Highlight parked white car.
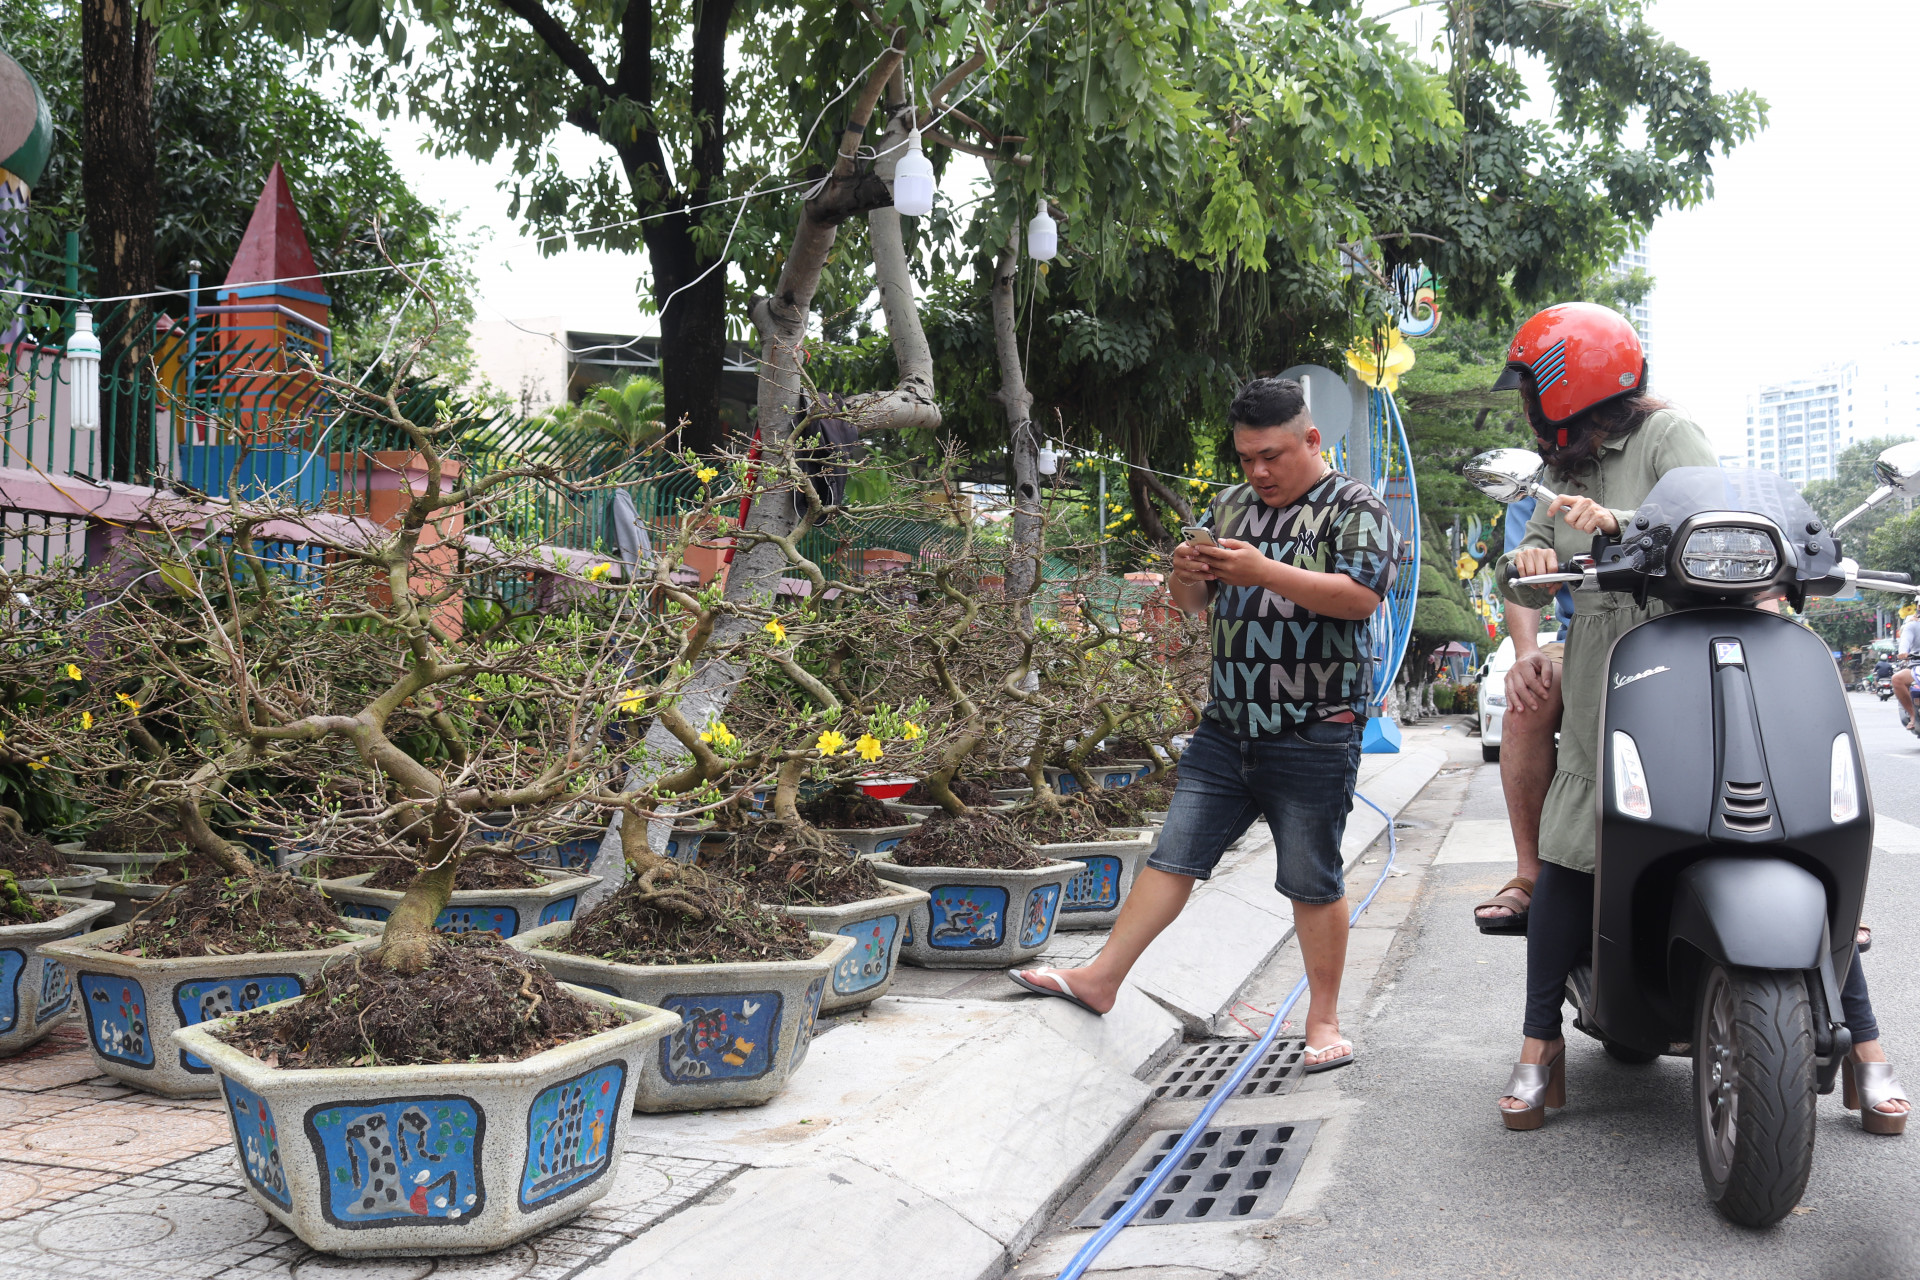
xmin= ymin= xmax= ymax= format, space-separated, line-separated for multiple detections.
xmin=1476 ymin=628 xmax=1562 ymax=763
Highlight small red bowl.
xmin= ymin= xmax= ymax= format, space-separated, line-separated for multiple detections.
xmin=857 ymin=776 xmax=917 ymax=801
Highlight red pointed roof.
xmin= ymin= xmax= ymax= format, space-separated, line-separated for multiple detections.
xmin=221 ymin=162 xmax=327 ymax=303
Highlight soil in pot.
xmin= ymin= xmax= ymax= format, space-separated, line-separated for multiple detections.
xmin=111 ymin=871 xmax=356 ymax=960
xmin=553 ymin=867 xmax=816 ymax=967
xmin=899 ymin=777 xmax=996 ymax=808
xmin=362 ymin=847 xmax=548 ymax=891
xmin=1125 ymin=768 xmax=1178 ymax=810
xmin=797 ymin=787 xmax=903 ymax=829
xmin=218 ymin=932 xmax=611 ymax=1068
xmin=84 ymin=817 xmax=191 ymax=853
xmin=891 ymin=811 xmax=1051 ymax=871
xmin=0 ymin=876 xmax=57 ymax=924
xmin=0 ymin=823 xmax=70 ymax=880
xmin=704 ymin=819 xmax=893 ymax=907
xmin=1002 ymin=796 xmax=1125 ymax=845
xmin=988 ymin=769 xmax=1032 ymax=789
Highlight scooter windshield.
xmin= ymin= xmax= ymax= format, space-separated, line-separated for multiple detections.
xmin=1629 ymin=466 xmax=1838 ymax=581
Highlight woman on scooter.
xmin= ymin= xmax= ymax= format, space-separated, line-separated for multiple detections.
xmin=1490 ymin=302 xmax=1910 ymax=1133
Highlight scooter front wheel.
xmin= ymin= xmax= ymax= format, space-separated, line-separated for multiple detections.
xmin=1693 ymin=964 xmax=1817 ymax=1227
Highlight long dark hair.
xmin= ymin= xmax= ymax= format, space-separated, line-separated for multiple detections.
xmin=1522 ymin=385 xmax=1669 ymax=475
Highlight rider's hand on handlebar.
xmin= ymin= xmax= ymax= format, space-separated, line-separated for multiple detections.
xmin=1546 ymin=494 xmax=1620 ymax=536
xmin=1512 ymin=547 xmax=1561 ymax=579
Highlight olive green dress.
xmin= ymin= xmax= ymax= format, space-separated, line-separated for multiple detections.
xmin=1497 ymin=410 xmax=1718 ymax=873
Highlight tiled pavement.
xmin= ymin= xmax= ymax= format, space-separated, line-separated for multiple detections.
xmin=0 ymin=1025 xmax=744 ymax=1280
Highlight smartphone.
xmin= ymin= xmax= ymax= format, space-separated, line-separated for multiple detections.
xmin=1181 ymin=526 xmax=1218 ymax=547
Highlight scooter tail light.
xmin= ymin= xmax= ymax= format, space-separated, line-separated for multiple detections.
xmin=1831 ymin=733 xmax=1860 ymax=824
xmin=1611 ymin=731 xmax=1653 ymax=820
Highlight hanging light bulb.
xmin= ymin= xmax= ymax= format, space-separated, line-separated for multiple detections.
xmin=1027 ymin=199 xmax=1057 ymax=262
xmin=65 ymin=307 xmax=101 ymax=432
xmin=891 ymin=130 xmax=936 ymax=218
xmin=1038 ymin=441 xmax=1059 ymax=476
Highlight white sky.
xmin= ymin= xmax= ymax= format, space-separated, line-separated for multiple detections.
xmin=350 ymin=0 xmax=1920 ymax=457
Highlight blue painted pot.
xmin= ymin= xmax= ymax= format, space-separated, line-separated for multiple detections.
xmin=509 ymin=924 xmax=852 ymax=1112
xmin=773 ymin=878 xmax=930 ymax=1013
xmin=174 ymin=985 xmax=677 ymax=1256
xmin=0 ymin=896 xmax=114 ymax=1058
xmin=318 ymin=870 xmax=599 ymax=939
xmin=1043 ymin=761 xmax=1152 ymax=793
xmin=869 ymin=859 xmax=1080 ymax=969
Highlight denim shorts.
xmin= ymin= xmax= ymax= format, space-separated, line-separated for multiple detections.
xmin=1147 ymin=718 xmax=1363 ymax=905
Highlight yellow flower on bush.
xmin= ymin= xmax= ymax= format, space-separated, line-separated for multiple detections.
xmin=27 ymin=757 xmax=47 ymax=771
xmin=700 ymin=721 xmax=737 ymax=749
xmin=116 ymin=692 xmax=141 ymax=713
xmin=80 ymin=711 xmax=92 ymax=730
xmin=764 ymin=619 xmax=788 ymax=644
xmin=65 ymin=664 xmax=82 ymax=681
xmin=585 ymin=562 xmax=613 ymax=582
xmin=855 ymin=733 xmax=883 ymax=762
xmin=697 ymin=466 xmax=719 ymax=484
xmin=816 ymin=729 xmax=847 ymax=756
xmin=616 ymin=688 xmax=646 ymax=714
xmin=901 ymin=721 xmax=924 ymax=742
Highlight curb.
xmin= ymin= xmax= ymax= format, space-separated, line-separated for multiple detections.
xmin=578 ymin=741 xmax=1449 ymax=1280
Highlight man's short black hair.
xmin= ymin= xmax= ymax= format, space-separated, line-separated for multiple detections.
xmin=1228 ymin=377 xmax=1309 ymax=432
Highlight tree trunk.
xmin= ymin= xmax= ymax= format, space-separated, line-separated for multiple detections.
xmin=80 ymin=0 xmax=156 ymax=482
xmin=991 ymin=238 xmax=1043 ymax=598
xmin=379 ymin=859 xmax=458 ymax=975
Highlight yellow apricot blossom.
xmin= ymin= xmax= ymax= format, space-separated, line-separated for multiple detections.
xmin=901 ymin=721 xmax=924 ymax=741
xmin=65 ymin=664 xmax=82 ymax=681
xmin=80 ymin=711 xmax=92 ymax=730
xmin=616 ymin=689 xmax=646 ymax=714
xmin=700 ymin=721 xmax=738 ymax=749
xmin=816 ymin=729 xmax=847 ymax=756
xmin=116 ymin=692 xmax=141 ymax=713
xmin=764 ymin=619 xmax=788 ymax=644
xmin=855 ymin=733 xmax=883 ymax=762
xmin=585 ymin=562 xmax=614 ymax=582
xmin=697 ymin=466 xmax=719 ymax=484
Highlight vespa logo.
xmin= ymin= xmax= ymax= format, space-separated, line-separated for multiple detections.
xmin=1614 ymin=665 xmax=1671 ymax=690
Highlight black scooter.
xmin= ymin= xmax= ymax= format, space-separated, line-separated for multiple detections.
xmin=1464 ymin=450 xmax=1920 ymax=1227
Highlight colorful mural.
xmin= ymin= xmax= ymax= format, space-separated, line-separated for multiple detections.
xmin=224 ymin=1079 xmax=292 ymax=1209
xmin=789 ymin=977 xmax=826 ymax=1072
xmin=33 ymin=953 xmax=70 ymax=1023
xmin=1020 ymin=883 xmax=1061 ymax=948
xmin=658 ymin=991 xmax=783 ymax=1083
xmin=79 ymin=973 xmax=152 ymax=1067
xmin=831 ymin=914 xmax=898 ymax=995
xmin=871 ymin=836 xmax=907 ymax=853
xmin=1063 ymin=856 xmax=1122 ymax=913
xmin=927 ymin=885 xmax=1007 ymax=950
xmin=173 ymin=975 xmax=303 ymax=1072
xmin=0 ymin=948 xmax=23 ymax=1034
xmin=535 ymin=897 xmax=578 ymax=928
xmin=307 ymin=1096 xmax=483 ymax=1229
xmin=338 ymin=902 xmax=391 ymax=923
xmin=519 ymin=1061 xmax=624 ymax=1209
xmin=435 ymin=905 xmax=519 ymax=936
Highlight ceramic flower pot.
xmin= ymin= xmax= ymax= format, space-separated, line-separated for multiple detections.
xmin=318 ymin=871 xmax=599 ymax=939
xmin=769 ymin=878 xmax=929 ymax=1013
xmin=991 ymin=787 xmax=1035 ymax=804
xmin=0 ymin=896 xmax=115 ymax=1058
xmin=91 ymin=868 xmax=172 ymax=925
xmin=874 ymin=860 xmax=1079 ymax=969
xmin=40 ymin=921 xmax=385 ymax=1098
xmin=1044 ymin=761 xmax=1152 ymax=794
xmin=10 ymin=851 xmax=106 ymax=898
xmin=509 ymin=924 xmax=852 ymax=1112
xmin=173 ymin=985 xmax=678 ymax=1257
xmin=1035 ymin=829 xmax=1156 ymax=930
xmin=660 ymin=826 xmax=732 ymax=865
xmin=522 ymin=835 xmax=602 ymax=871
xmin=814 ymin=816 xmax=923 ymax=857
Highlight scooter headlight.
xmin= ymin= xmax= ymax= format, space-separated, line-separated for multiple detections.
xmin=1680 ymin=526 xmax=1778 ymax=583
xmin=1611 ymin=731 xmax=1653 ymax=821
xmin=1831 ymin=733 xmax=1860 ymax=824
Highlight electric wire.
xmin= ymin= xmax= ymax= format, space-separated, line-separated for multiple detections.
xmin=1053 ymin=793 xmax=1401 ymax=1280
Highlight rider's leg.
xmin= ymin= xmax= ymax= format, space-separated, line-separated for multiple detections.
xmin=1894 ymin=668 xmax=1915 ymax=728
xmin=1841 ymin=955 xmax=1910 ymax=1117
xmin=1483 ymin=658 xmax=1562 ymax=922
xmin=1501 ymin=861 xmax=1593 ymax=1113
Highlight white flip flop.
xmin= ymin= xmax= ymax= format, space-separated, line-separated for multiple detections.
xmin=1007 ymin=968 xmax=1103 ymax=1015
xmin=1303 ymin=1038 xmax=1356 ymax=1074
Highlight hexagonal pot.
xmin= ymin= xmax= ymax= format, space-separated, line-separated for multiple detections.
xmin=91 ymin=868 xmax=172 ymax=925
xmin=0 ymin=896 xmax=115 ymax=1058
xmin=173 ymin=985 xmax=678 ymax=1257
xmin=40 ymin=921 xmax=386 ymax=1098
xmin=814 ymin=815 xmax=923 ymax=857
xmin=873 ymin=860 xmax=1079 ymax=969
xmin=1044 ymin=762 xmax=1151 ymax=794
xmin=769 ymin=878 xmax=929 ymax=1013
xmin=11 ymin=853 xmax=105 ymax=898
xmin=318 ymin=871 xmax=599 ymax=939
xmin=1036 ymin=829 xmax=1156 ymax=930
xmin=508 ymin=924 xmax=851 ymax=1112
xmin=660 ymin=826 xmax=733 ymax=865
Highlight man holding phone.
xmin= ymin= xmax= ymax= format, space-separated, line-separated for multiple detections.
xmin=1009 ymin=377 xmax=1399 ymax=1072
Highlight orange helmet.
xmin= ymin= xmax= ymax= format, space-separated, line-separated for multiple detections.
xmin=1491 ymin=302 xmax=1646 ymax=428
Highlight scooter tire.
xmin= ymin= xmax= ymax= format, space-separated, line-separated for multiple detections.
xmin=1693 ymin=964 xmax=1817 ymax=1228
xmin=1482 ymin=744 xmax=1500 ymax=763
xmin=1603 ymin=1038 xmax=1659 ymax=1065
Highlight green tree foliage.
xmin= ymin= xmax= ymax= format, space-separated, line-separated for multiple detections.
xmin=1411 ymin=515 xmax=1483 ymax=648
xmin=11 ymin=3 xmax=473 ymax=380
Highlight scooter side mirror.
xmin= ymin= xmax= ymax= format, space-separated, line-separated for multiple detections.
xmin=1463 ymin=448 xmax=1556 ymax=505
xmin=1872 ymin=440 xmax=1920 ymax=495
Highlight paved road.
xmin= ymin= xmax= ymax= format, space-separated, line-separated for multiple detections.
xmin=1245 ymin=703 xmax=1920 ymax=1280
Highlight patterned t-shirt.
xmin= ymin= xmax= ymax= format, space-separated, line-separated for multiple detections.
xmin=1199 ymin=471 xmax=1399 ymax=738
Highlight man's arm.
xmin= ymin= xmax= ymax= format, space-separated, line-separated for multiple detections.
xmin=1190 ymin=539 xmax=1381 ymax=620
xmin=1170 ymin=541 xmax=1214 ymax=616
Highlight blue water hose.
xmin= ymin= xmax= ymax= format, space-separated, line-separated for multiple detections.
xmin=1053 ymin=792 xmax=1402 ymax=1280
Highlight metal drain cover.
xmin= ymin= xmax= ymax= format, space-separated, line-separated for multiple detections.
xmin=1150 ymin=1039 xmax=1307 ymax=1101
xmin=1071 ymin=1121 xmax=1319 ymax=1227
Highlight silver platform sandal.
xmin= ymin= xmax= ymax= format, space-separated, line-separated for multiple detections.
xmin=1499 ymin=1045 xmax=1566 ymax=1131
xmin=1844 ymin=1058 xmax=1910 ymax=1136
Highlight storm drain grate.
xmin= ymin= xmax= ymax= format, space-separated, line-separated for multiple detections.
xmin=1150 ymin=1038 xmax=1308 ymax=1100
xmin=1070 ymin=1121 xmax=1319 ymax=1227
